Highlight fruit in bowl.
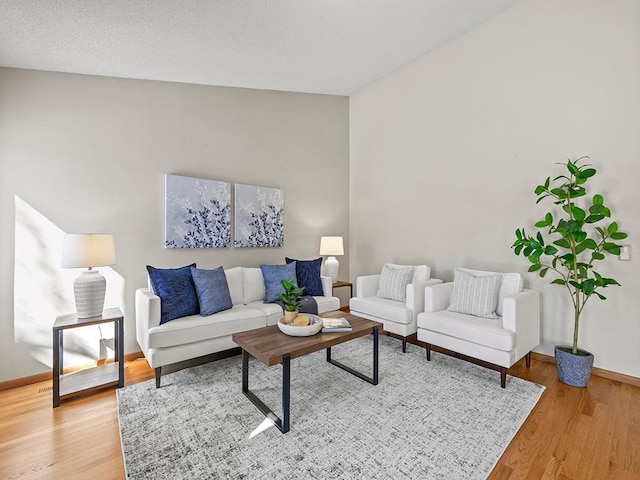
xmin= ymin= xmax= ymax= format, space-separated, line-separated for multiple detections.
xmin=292 ymin=315 xmax=310 ymax=326
xmin=277 ymin=314 xmax=322 ymax=336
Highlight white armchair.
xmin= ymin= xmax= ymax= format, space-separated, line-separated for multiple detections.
xmin=416 ymin=268 xmax=540 ymax=388
xmin=349 ymin=264 xmax=442 ymax=352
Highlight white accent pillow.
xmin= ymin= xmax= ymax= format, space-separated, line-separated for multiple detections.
xmin=376 ymin=264 xmax=414 ymax=302
xmin=448 ymin=268 xmax=503 ymax=319
xmin=386 ymin=264 xmax=430 ymax=283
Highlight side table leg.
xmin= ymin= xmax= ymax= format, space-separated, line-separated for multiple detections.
xmin=52 ymin=329 xmax=61 ymax=408
xmin=116 ymin=318 xmax=124 ymax=388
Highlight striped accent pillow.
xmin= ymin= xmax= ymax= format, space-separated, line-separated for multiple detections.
xmin=377 ymin=264 xmax=414 ymax=302
xmin=447 ymin=268 xmax=503 ymax=319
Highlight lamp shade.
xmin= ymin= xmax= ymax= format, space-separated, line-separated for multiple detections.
xmin=61 ymin=234 xmax=116 ymax=268
xmin=319 ymin=236 xmax=344 ymax=256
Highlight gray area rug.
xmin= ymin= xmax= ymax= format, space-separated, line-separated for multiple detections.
xmin=117 ymin=335 xmax=544 ymax=479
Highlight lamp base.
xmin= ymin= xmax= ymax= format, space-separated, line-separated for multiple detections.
xmin=325 ymin=256 xmax=339 ymax=282
xmin=74 ymin=269 xmax=106 ymax=318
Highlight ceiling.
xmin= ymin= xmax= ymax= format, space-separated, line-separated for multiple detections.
xmin=0 ymin=0 xmax=520 ymax=96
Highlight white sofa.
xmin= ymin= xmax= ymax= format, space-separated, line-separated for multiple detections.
xmin=416 ymin=268 xmax=540 ymax=387
xmin=349 ymin=265 xmax=442 ymax=352
xmin=136 ymin=266 xmax=340 ymax=387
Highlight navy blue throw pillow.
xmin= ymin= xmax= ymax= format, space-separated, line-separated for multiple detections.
xmin=285 ymin=257 xmax=324 ymax=296
xmin=260 ymin=263 xmax=298 ymax=303
xmin=190 ymin=266 xmax=233 ymax=316
xmin=147 ymin=264 xmax=199 ymax=325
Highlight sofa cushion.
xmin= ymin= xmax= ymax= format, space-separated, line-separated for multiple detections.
xmin=224 ymin=267 xmax=244 ymax=306
xmin=260 ymin=263 xmax=298 ymax=302
xmin=147 ymin=305 xmax=266 ymax=349
xmin=285 ymin=257 xmax=323 ymax=296
xmin=377 ymin=264 xmax=414 ymax=302
xmin=448 ymin=268 xmax=502 ymax=319
xmin=457 ymin=268 xmax=522 ymax=317
xmin=243 ymin=267 xmax=266 ymax=304
xmin=147 ymin=264 xmax=199 ymax=325
xmin=246 ymin=301 xmax=283 ymax=326
xmin=387 ymin=264 xmax=429 ymax=283
xmin=191 ymin=266 xmax=233 ymax=316
xmin=350 ymin=296 xmax=413 ymax=325
xmin=417 ymin=310 xmax=516 ymax=351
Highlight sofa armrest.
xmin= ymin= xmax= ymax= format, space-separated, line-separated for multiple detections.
xmin=423 ymin=282 xmax=454 ymax=313
xmin=355 ymin=274 xmax=380 ymax=297
xmin=135 ymin=288 xmax=161 ymax=353
xmin=406 ymin=278 xmax=443 ymax=313
xmin=501 ymin=289 xmax=540 ymax=351
xmin=320 ymin=276 xmax=333 ymax=297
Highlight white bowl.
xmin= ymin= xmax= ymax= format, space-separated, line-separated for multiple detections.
xmin=277 ymin=314 xmax=323 ymax=337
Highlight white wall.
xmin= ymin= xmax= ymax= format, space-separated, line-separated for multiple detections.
xmin=350 ymin=0 xmax=640 ymax=377
xmin=0 ymin=68 xmax=349 ymax=382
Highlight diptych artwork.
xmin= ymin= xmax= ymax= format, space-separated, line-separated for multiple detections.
xmin=234 ymin=183 xmax=284 ymax=247
xmin=165 ymin=174 xmax=231 ymax=248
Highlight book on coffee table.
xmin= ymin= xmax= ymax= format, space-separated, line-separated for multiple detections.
xmin=322 ymin=317 xmax=352 ymax=333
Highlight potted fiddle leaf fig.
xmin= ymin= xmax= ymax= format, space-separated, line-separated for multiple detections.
xmin=512 ymin=157 xmax=628 ymax=387
xmin=279 ymin=279 xmax=304 ymax=324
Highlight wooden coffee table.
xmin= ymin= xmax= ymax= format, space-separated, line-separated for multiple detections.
xmin=232 ymin=312 xmax=382 ymax=433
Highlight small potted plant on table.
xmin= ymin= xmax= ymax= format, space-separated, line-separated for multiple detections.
xmin=279 ymin=279 xmax=305 ymax=324
xmin=512 ymin=157 xmax=628 ymax=387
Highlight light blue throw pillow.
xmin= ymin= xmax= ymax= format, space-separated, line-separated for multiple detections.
xmin=191 ymin=266 xmax=233 ymax=316
xmin=260 ymin=262 xmax=298 ymax=303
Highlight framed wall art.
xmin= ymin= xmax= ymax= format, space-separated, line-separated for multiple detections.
xmin=234 ymin=183 xmax=284 ymax=247
xmin=165 ymin=174 xmax=231 ymax=248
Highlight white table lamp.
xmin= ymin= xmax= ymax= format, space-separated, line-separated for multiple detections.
xmin=62 ymin=234 xmax=116 ymax=318
xmin=319 ymin=236 xmax=344 ymax=282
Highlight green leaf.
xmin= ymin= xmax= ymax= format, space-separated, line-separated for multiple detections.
xmin=595 ymin=292 xmax=607 ymax=300
xmin=554 ymin=238 xmax=571 ymax=249
xmin=582 ymin=279 xmax=596 ymax=295
xmin=581 ymin=168 xmax=596 ymax=178
xmin=528 ymin=264 xmax=542 ymax=272
xmin=593 ymin=194 xmax=604 ymax=206
xmin=610 ymin=232 xmax=628 ymax=240
xmin=585 ymin=214 xmax=605 ymax=224
xmin=535 ymin=220 xmax=548 ymax=228
xmin=515 ymin=229 xmax=523 ymax=240
xmin=569 ymin=280 xmax=582 ymax=290
xmin=567 ymin=161 xmax=579 ymax=175
xmin=534 ymin=185 xmax=546 ymax=195
xmin=551 ymin=278 xmax=567 ymax=286
xmin=514 ymin=244 xmax=523 ymax=255
xmin=577 ymin=238 xmax=598 ymax=251
xmin=591 ymin=252 xmax=605 ymax=260
xmin=569 ymin=186 xmax=587 ymax=198
xmin=603 ymin=243 xmax=621 ymax=255
xmin=608 ymin=222 xmax=618 ymax=234
xmin=571 ymin=206 xmax=586 ymax=222
xmin=539 ymin=268 xmax=549 ymax=277
xmin=544 ymin=245 xmax=559 ymax=255
xmin=572 ymin=231 xmax=587 ymax=243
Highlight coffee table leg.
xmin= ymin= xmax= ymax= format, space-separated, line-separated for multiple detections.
xmin=281 ymin=354 xmax=290 ymax=433
xmin=326 ymin=326 xmax=379 ymax=386
xmin=241 ymin=349 xmax=291 ymax=434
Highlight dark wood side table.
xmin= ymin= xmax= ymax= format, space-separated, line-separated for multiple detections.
xmin=52 ymin=307 xmax=124 ymax=407
xmin=332 ymin=280 xmax=353 ymax=298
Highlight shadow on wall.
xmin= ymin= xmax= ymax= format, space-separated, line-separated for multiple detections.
xmin=14 ymin=196 xmax=125 ymax=369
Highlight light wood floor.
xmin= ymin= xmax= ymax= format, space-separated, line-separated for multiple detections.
xmin=1 ymin=351 xmax=639 ymax=479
